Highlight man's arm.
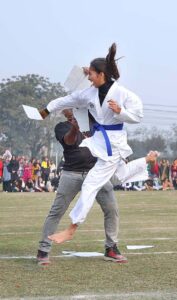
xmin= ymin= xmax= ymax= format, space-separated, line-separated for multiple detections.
xmin=64 ymin=117 xmax=80 ymax=145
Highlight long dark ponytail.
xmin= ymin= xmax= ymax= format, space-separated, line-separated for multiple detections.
xmin=90 ymin=43 xmax=120 ymax=81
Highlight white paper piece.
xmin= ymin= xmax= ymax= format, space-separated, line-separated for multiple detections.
xmin=64 ymin=65 xmax=91 ymax=93
xmin=62 ymin=251 xmax=104 ymax=257
xmin=22 ymin=105 xmax=43 ymax=120
xmin=73 ymin=108 xmax=90 ymax=132
xmin=127 ymin=245 xmax=154 ymax=250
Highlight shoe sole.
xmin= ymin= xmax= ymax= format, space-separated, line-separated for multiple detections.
xmin=104 ymin=256 xmax=128 ymax=263
xmin=37 ymin=261 xmax=51 ymax=266
xmin=37 ymin=258 xmax=51 ymax=266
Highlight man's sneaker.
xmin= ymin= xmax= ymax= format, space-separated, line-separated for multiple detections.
xmin=37 ymin=250 xmax=50 ymax=265
xmin=104 ymin=244 xmax=128 ymax=263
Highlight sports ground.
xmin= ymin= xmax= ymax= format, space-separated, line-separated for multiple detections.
xmin=0 ymin=190 xmax=177 ymax=299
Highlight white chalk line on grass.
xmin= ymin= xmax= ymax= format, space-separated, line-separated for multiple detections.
xmin=1 ymin=225 xmax=177 ymax=230
xmin=127 ymin=251 xmax=177 ymax=255
xmin=123 ymin=227 xmax=177 ymax=231
xmin=123 ymin=237 xmax=177 ymax=241
xmin=0 ymin=232 xmax=177 ymax=242
xmin=0 ymin=205 xmax=51 ymax=209
xmin=1 ymin=251 xmax=177 ymax=260
xmin=0 ymin=228 xmax=106 ymax=231
xmin=1 ymin=291 xmax=177 ymax=299
xmin=0 ymin=231 xmax=41 ymax=235
xmin=0 ymin=224 xmax=42 ymax=228
xmin=1 ymin=222 xmax=177 ymax=230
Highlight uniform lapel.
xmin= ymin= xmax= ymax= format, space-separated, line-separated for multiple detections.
xmin=93 ymin=89 xmax=103 ymax=118
xmin=89 ymin=82 xmax=118 ymax=122
xmin=101 ymin=81 xmax=118 ymax=115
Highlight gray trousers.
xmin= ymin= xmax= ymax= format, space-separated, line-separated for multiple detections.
xmin=38 ymin=170 xmax=119 ymax=252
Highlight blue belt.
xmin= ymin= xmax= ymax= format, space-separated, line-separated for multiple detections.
xmin=92 ymin=123 xmax=123 ymax=156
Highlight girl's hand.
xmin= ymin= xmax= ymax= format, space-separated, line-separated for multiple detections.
xmin=107 ymin=100 xmax=121 ymax=114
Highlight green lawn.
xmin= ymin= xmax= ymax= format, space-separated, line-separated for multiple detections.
xmin=0 ymin=191 xmax=177 ymax=299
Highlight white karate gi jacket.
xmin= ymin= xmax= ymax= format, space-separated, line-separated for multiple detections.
xmin=47 ymin=81 xmax=143 ymax=161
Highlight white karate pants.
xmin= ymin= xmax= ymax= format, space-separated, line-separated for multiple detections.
xmin=69 ymin=157 xmax=148 ymax=224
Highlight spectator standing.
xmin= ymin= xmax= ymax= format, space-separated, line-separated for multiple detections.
xmin=32 ymin=161 xmax=41 ymax=189
xmin=9 ymin=155 xmax=19 ymax=184
xmin=2 ymin=149 xmax=12 ymax=161
xmin=18 ymin=157 xmax=25 ymax=178
xmin=0 ymin=156 xmax=3 ymax=184
xmin=23 ymin=160 xmax=32 ymax=184
xmin=2 ymin=159 xmax=12 ymax=192
xmin=49 ymin=160 xmax=56 ymax=180
xmin=171 ymin=159 xmax=177 ymax=190
xmin=41 ymin=157 xmax=50 ymax=186
xmin=149 ymin=159 xmax=162 ymax=190
xmin=159 ymin=159 xmax=171 ymax=190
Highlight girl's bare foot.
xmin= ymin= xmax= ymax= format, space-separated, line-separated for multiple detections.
xmin=48 ymin=224 xmax=78 ymax=244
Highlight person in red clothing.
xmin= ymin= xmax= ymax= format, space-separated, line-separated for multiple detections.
xmin=23 ymin=160 xmax=32 ymax=184
xmin=150 ymin=161 xmax=159 ymax=178
xmin=148 ymin=158 xmax=162 ymax=190
xmin=171 ymin=159 xmax=177 ymax=190
xmin=0 ymin=156 xmax=3 ymax=184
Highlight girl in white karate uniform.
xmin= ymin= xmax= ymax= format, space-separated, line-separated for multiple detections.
xmin=40 ymin=43 xmax=158 ymax=243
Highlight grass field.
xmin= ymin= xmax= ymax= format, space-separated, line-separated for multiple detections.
xmin=0 ymin=190 xmax=177 ymax=299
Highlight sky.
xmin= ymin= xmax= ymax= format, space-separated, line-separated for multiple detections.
xmin=1 ymin=0 xmax=177 ymax=128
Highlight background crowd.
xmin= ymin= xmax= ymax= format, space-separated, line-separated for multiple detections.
xmin=115 ymin=157 xmax=177 ymax=191
xmin=0 ymin=150 xmax=63 ymax=193
xmin=0 ymin=149 xmax=177 ymax=193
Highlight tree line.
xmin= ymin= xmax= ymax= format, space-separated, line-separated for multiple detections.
xmin=0 ymin=74 xmax=66 ymax=157
xmin=0 ymin=74 xmax=176 ymax=160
